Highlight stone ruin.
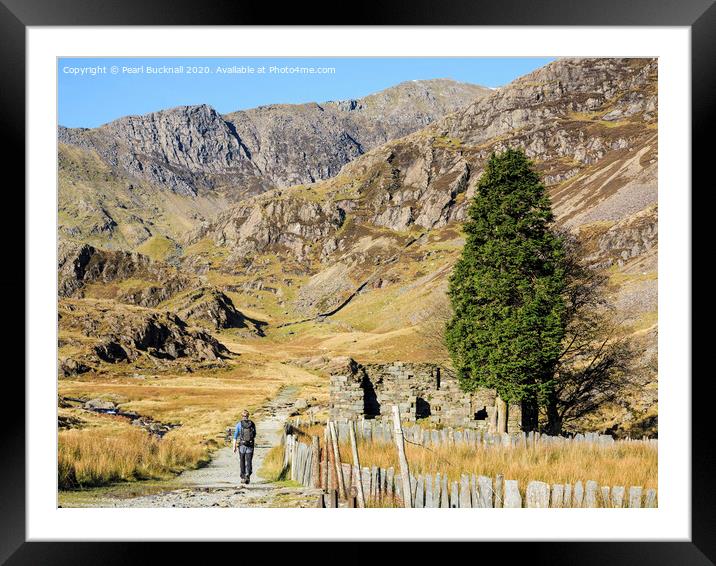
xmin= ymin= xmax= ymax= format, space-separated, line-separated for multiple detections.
xmin=328 ymin=359 xmax=522 ymax=433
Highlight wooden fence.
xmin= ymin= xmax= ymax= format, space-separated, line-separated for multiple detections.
xmin=282 ymin=421 xmax=657 ymax=509
xmin=286 ymin=417 xmax=656 ymax=450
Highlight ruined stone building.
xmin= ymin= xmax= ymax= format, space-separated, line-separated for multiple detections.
xmin=329 ymin=360 xmax=522 ymax=433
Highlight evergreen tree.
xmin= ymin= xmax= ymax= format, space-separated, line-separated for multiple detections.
xmin=445 ymin=149 xmax=566 ymax=426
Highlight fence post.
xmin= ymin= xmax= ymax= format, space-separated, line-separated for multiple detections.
xmin=380 ymin=465 xmax=387 ymax=501
xmin=459 ymin=474 xmax=471 ymax=508
xmin=392 ymin=405 xmax=413 ymax=508
xmin=526 ymin=481 xmax=550 ymax=508
xmin=328 ymin=421 xmax=347 ymax=499
xmin=290 ymin=435 xmax=298 ymax=482
xmin=322 ymin=426 xmax=330 ymax=490
xmin=415 ymin=476 xmax=425 ymax=508
xmin=372 ymin=466 xmax=380 ymax=502
xmin=435 ymin=473 xmax=443 ymax=508
xmin=325 ymin=489 xmax=339 ymax=508
xmin=573 ymin=480 xmax=584 ymax=507
xmin=495 ymin=474 xmax=504 ymax=508
xmin=303 ymin=445 xmax=312 ymax=486
xmin=348 ymin=421 xmax=366 ymax=508
xmin=478 ymin=475 xmax=494 ymax=508
xmin=425 ymin=475 xmax=434 ymax=508
xmin=611 ymin=486 xmax=625 ymax=508
xmin=584 ymin=480 xmax=599 ymax=508
xmin=348 ymin=486 xmax=357 ymax=508
xmin=450 ymin=481 xmax=459 ymax=508
xmin=387 ymin=467 xmax=395 ymax=499
xmin=283 ymin=433 xmax=290 ymax=471
xmin=629 ymin=486 xmax=643 ymax=508
xmin=503 ymin=480 xmax=522 ymax=508
xmin=563 ymin=483 xmax=572 ymax=508
xmin=471 ymin=475 xmax=480 ymax=507
xmin=440 ymin=475 xmax=449 ymax=508
xmin=362 ymin=467 xmax=371 ymax=504
xmin=551 ymin=484 xmax=564 ymax=508
xmin=311 ymin=436 xmax=321 ymax=489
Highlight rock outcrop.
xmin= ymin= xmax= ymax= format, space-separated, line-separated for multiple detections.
xmin=59 ymin=299 xmax=228 ymax=369
xmin=192 ymin=59 xmax=656 ymax=266
xmin=59 ymin=79 xmax=489 ymax=204
xmin=58 ymin=242 xmax=192 ymax=304
xmin=224 ymin=79 xmax=490 ymax=187
xmin=192 ymin=191 xmax=348 ymax=265
xmin=173 ymin=287 xmax=263 ymax=333
xmin=59 ymin=104 xmax=264 ymax=198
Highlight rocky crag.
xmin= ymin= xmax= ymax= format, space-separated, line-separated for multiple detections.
xmin=191 ymin=58 xmax=657 ymax=316
xmin=58 ymin=80 xmax=489 ymax=250
xmin=58 ymin=299 xmax=229 ymax=377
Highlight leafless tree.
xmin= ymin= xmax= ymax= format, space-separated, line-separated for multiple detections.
xmin=544 ymin=234 xmax=635 ymax=435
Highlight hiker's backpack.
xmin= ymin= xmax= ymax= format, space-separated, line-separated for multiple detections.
xmin=239 ymin=419 xmax=256 ymax=447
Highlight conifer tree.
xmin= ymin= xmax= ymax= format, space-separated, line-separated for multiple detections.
xmin=445 ymin=149 xmax=566 ymax=427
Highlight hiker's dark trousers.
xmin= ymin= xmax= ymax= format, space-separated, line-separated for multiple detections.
xmin=239 ymin=445 xmax=254 ymax=478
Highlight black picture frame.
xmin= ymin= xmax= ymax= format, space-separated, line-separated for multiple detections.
xmin=5 ymin=0 xmax=709 ymax=562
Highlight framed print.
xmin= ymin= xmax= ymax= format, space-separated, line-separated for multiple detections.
xmin=6 ymin=0 xmax=711 ymax=562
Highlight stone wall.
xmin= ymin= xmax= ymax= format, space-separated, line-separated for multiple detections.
xmin=329 ymin=360 xmax=522 ymax=433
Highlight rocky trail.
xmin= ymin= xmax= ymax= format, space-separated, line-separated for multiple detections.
xmin=77 ymin=387 xmax=322 ymax=508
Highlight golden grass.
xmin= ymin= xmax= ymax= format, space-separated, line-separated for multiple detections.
xmin=295 ymin=427 xmax=657 ymax=491
xmin=58 ymin=427 xmax=208 ymax=489
xmin=135 ymin=234 xmax=177 ymax=262
xmin=258 ymin=444 xmax=289 ymax=482
xmin=58 ymin=352 xmax=326 ymax=490
xmin=356 ymin=440 xmax=657 ymax=491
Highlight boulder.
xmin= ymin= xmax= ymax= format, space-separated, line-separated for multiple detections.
xmin=84 ymin=398 xmax=117 ymax=411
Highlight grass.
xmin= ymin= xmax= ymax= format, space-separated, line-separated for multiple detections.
xmin=58 ymin=345 xmax=327 ymax=491
xmin=135 ymin=234 xmax=179 ymax=262
xmin=183 ymin=238 xmax=230 ymax=267
xmin=258 ymin=444 xmax=289 ymax=482
xmin=565 ymin=110 xmax=638 ymax=129
xmin=58 ymin=427 xmax=209 ymax=489
xmin=357 ymin=439 xmax=657 ymax=491
xmin=432 ymin=136 xmax=463 ymax=150
xmin=295 ymin=427 xmax=657 ymax=492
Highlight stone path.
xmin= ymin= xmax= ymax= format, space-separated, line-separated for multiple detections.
xmin=83 ymin=387 xmax=322 ymax=508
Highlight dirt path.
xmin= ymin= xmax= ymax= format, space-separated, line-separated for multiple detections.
xmin=85 ymin=387 xmax=322 ymax=508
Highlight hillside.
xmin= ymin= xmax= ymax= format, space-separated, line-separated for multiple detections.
xmin=58 ymin=80 xmax=489 ymax=252
xmin=57 ymin=58 xmax=657 ymax=441
xmin=183 ymin=57 xmax=658 ymax=434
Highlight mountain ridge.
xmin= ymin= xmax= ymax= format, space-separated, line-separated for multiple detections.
xmin=58 ymin=78 xmax=491 ymax=250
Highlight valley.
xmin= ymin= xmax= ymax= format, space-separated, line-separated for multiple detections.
xmin=57 ymin=57 xmax=658 ymax=505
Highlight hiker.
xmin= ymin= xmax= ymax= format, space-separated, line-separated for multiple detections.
xmin=232 ymin=410 xmax=257 ymax=484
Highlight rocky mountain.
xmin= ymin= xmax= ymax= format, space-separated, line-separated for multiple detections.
xmin=182 ymin=58 xmax=657 ymax=435
xmin=191 ymin=58 xmax=657 ymax=306
xmin=58 ymin=80 xmax=490 ymax=251
xmin=224 ymin=79 xmax=491 ymax=188
xmin=58 ymin=58 xmax=658 ymax=435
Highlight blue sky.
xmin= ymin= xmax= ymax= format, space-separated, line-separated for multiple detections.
xmin=58 ymin=57 xmax=554 ymax=128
